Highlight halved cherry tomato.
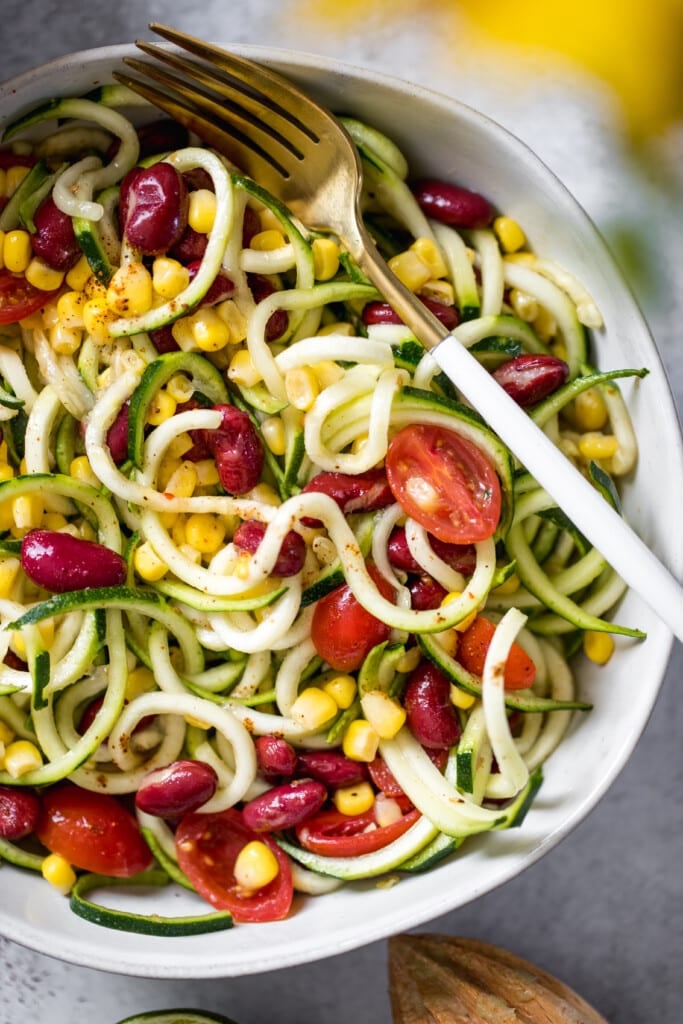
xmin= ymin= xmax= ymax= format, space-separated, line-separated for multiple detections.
xmin=385 ymin=423 xmax=501 ymax=544
xmin=368 ymin=749 xmax=448 ymax=801
xmin=310 ymin=563 xmax=395 ymax=672
xmin=295 ymin=805 xmax=420 ymax=857
xmin=456 ymin=615 xmax=536 ymax=689
xmin=0 ymin=268 xmax=59 ymax=325
xmin=175 ymin=807 xmax=293 ymax=923
xmin=35 ymin=784 xmax=153 ymax=877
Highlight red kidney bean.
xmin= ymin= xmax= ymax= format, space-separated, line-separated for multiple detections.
xmin=296 ymin=751 xmax=367 ymax=788
xmin=242 ymin=204 xmax=261 ymax=247
xmin=255 ymin=735 xmax=298 ymax=780
xmin=362 ymin=296 xmax=459 ymax=331
xmin=21 ymin=530 xmax=127 ymax=593
xmin=138 ymin=119 xmax=190 ymax=159
xmin=120 ymin=162 xmax=188 ymax=255
xmin=247 ymin=274 xmax=288 ymax=342
xmin=169 ymin=225 xmax=208 ymax=264
xmin=241 ymin=778 xmax=327 ymax=832
xmin=186 ymin=260 xmax=235 ymax=306
xmin=388 ymin=526 xmax=477 ymax=577
xmin=413 ymin=179 xmax=493 ymax=229
xmin=182 ymin=166 xmax=214 ymax=192
xmin=135 ymin=759 xmax=218 ymax=818
xmin=205 ymin=404 xmax=264 ymax=495
xmin=0 ymin=785 xmax=41 ymax=840
xmin=404 ymin=661 xmax=461 ymax=749
xmin=492 ymin=353 xmax=570 ymax=407
xmin=301 ymin=468 xmax=393 ymax=527
xmin=408 ymin=575 xmax=448 ymax=610
xmin=3 ymin=650 xmax=27 ymax=671
xmin=149 ymin=325 xmax=180 ymax=353
xmin=78 ymin=695 xmax=154 ymax=741
xmin=233 ymin=520 xmax=306 ymax=577
xmin=31 ymin=195 xmax=81 ymax=271
xmin=106 ymin=400 xmax=130 ymax=466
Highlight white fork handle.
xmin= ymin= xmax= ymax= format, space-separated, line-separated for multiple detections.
xmin=432 ymin=333 xmax=683 ymax=644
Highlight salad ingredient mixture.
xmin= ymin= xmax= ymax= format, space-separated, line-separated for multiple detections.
xmin=0 ymin=83 xmax=646 ymax=932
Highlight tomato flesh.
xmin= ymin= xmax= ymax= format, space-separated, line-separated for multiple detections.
xmin=310 ymin=563 xmax=395 ymax=672
xmin=457 ymin=615 xmax=536 ymax=689
xmin=385 ymin=424 xmax=501 ymax=544
xmin=35 ymin=784 xmax=153 ymax=877
xmin=0 ymin=268 xmax=59 ymax=325
xmin=175 ymin=808 xmax=293 ymax=922
xmin=295 ymin=806 xmax=420 ymax=857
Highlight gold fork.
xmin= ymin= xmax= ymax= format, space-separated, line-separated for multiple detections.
xmin=115 ymin=23 xmax=683 ymax=642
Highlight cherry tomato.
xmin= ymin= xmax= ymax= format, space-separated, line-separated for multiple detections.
xmin=0 ymin=268 xmax=59 ymax=325
xmin=295 ymin=805 xmax=420 ymax=857
xmin=175 ymin=807 xmax=293 ymax=923
xmin=310 ymin=563 xmax=395 ymax=672
xmin=385 ymin=424 xmax=501 ymax=544
xmin=35 ymin=784 xmax=153 ymax=877
xmin=368 ymin=748 xmax=449 ymax=801
xmin=457 ymin=615 xmax=536 ymax=689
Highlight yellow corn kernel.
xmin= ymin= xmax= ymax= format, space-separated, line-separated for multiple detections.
xmin=289 ymin=687 xmax=338 ymax=730
xmin=234 ymin=840 xmax=280 ymax=892
xmin=194 ymin=459 xmax=220 ymax=487
xmin=433 ymin=627 xmax=458 ymax=658
xmin=505 ymin=251 xmax=536 ymax=267
xmin=185 ymin=513 xmax=226 ymax=554
xmin=333 ymin=780 xmax=375 ymax=816
xmin=37 ymin=618 xmax=55 ymax=649
xmin=152 ymin=256 xmax=190 ymax=300
xmin=216 ymin=298 xmax=248 ymax=344
xmin=411 ymin=236 xmax=447 ymax=278
xmin=450 ymin=684 xmax=477 ymax=710
xmin=312 ymin=237 xmax=340 ymax=280
xmin=233 ymin=550 xmax=253 ymax=581
xmin=251 ymin=228 xmax=287 ymax=251
xmin=82 ymin=296 xmax=116 ymax=344
xmin=350 ymin=434 xmax=370 ymax=457
xmin=342 ymin=718 xmax=379 ymax=763
xmin=188 ymin=189 xmax=217 ymax=234
xmin=12 ymin=494 xmax=42 ymax=532
xmin=125 ymin=666 xmax=157 ymax=700
xmin=56 ymin=290 xmax=86 ymax=328
xmin=165 ymin=374 xmax=194 ymax=404
xmin=3 ymin=230 xmax=32 ymax=273
xmin=493 ymin=215 xmax=526 ymax=254
xmin=70 ymin=455 xmax=99 ymax=488
xmin=244 ymin=482 xmax=281 ymax=507
xmin=6 ymin=165 xmax=30 ymax=195
xmin=163 ymin=461 xmax=198 ymax=498
xmin=106 ymin=261 xmax=154 ymax=317
xmin=285 ymin=366 xmax=319 ymax=411
xmin=26 ymin=257 xmax=64 ymax=292
xmin=361 ymin=690 xmax=406 ymax=739
xmin=0 ymin=230 xmax=4 ymax=270
xmin=493 ymin=572 xmax=521 ymax=596
xmin=190 ymin=308 xmax=231 ymax=352
xmin=65 ymin=255 xmax=93 ymax=292
xmin=49 ymin=322 xmax=82 ymax=355
xmin=312 ymin=360 xmax=344 ymax=390
xmin=0 ymin=502 xmax=14 ymax=532
xmin=0 ymin=721 xmax=14 ymax=745
xmin=583 ymin=630 xmax=615 ymax=665
xmin=395 ymin=646 xmax=421 ymax=674
xmin=171 ymin=516 xmax=187 ymax=547
xmin=533 ymin=306 xmax=557 ymax=342
xmin=0 ymin=557 xmax=20 ymax=598
xmin=509 ymin=287 xmax=539 ymax=322
xmin=550 ymin=339 xmax=568 ymax=362
xmin=0 ymin=463 xmax=14 ymax=482
xmin=261 ymin=415 xmax=286 ymax=456
xmin=316 ymin=320 xmax=354 ymax=337
xmin=321 ymin=673 xmax=357 ymax=710
xmin=441 ymin=591 xmax=478 ymax=632
xmin=166 ymin=434 xmax=193 ymax=461
xmin=574 ymin=388 xmax=609 ymax=431
xmin=4 ymin=739 xmax=43 ymax=778
xmin=134 ymin=541 xmax=169 ymax=581
xmin=41 ymin=852 xmax=77 ymax=895
xmin=257 ymin=206 xmax=282 ymax=233
xmin=419 ymin=278 xmax=455 ymax=305
xmin=578 ymin=432 xmax=619 ymax=461
xmin=41 ymin=512 xmax=67 ymax=532
xmin=146 ymin=390 xmax=177 ymax=426
xmin=228 ymin=348 xmax=262 ymax=388
xmin=388 ymin=249 xmax=432 ymax=292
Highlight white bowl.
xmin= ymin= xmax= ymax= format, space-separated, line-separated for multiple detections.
xmin=1 ymin=43 xmax=681 ymax=979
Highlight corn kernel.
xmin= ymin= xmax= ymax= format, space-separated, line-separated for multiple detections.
xmin=134 ymin=541 xmax=169 ymax=581
xmin=4 ymin=739 xmax=43 ymax=777
xmin=12 ymin=494 xmax=42 ymax=531
xmin=56 ymin=290 xmax=86 ymax=328
xmin=285 ymin=366 xmax=319 ymax=411
xmin=289 ymin=687 xmax=338 ymax=730
xmin=191 ymin=308 xmax=231 ymax=352
xmin=188 ymin=189 xmax=217 ymax=234
xmin=65 ymin=255 xmax=93 ymax=291
xmin=171 ymin=516 xmax=187 ymax=547
xmin=49 ymin=322 xmax=82 ymax=355
xmin=125 ymin=666 xmax=157 ymax=700
xmin=342 ymin=718 xmax=379 ymax=762
xmin=533 ymin=306 xmax=557 ymax=342
xmin=41 ymin=852 xmax=77 ymax=895
xmin=257 ymin=207 xmax=282 ymax=232
xmin=0 ymin=502 xmax=14 ymax=532
xmin=216 ymin=298 xmax=248 ymax=344
xmin=163 ymin=461 xmax=198 ymax=498
xmin=233 ymin=550 xmax=252 ymax=580
xmin=388 ymin=249 xmax=431 ymax=292
xmin=578 ymin=432 xmax=619 ymax=461
xmin=233 ymin=840 xmax=280 ymax=891
xmin=82 ymin=296 xmax=116 ymax=344
xmin=0 ymin=721 xmax=14 ymax=745
xmin=0 ymin=557 xmax=20 ymax=598
xmin=146 ymin=390 xmax=177 ymax=426
xmin=165 ymin=374 xmax=194 ymax=404
xmin=194 ymin=459 xmax=220 ymax=487
xmin=419 ymin=278 xmax=455 ymax=305
xmin=411 ymin=237 xmax=447 ymax=278
xmin=333 ymin=780 xmax=375 ymax=816
xmin=433 ymin=627 xmax=458 ymax=658
xmin=70 ymin=455 xmax=99 ymax=487
xmin=312 ymin=360 xmax=344 ymax=390
xmin=450 ymin=684 xmax=476 ymax=710
xmin=26 ymin=257 xmax=64 ymax=292
xmin=574 ymin=388 xmax=609 ymax=431
xmin=106 ymin=261 xmax=154 ymax=317
xmin=583 ymin=630 xmax=615 ymax=665
xmin=441 ymin=591 xmax=478 ymax=632
xmin=321 ymin=673 xmax=357 ymax=710
xmin=3 ymin=230 xmax=32 ymax=273
xmin=350 ymin=434 xmax=370 ymax=456
xmin=152 ymin=256 xmax=190 ymax=299
xmin=395 ymin=646 xmax=421 ymax=674
xmin=509 ymin=287 xmax=539 ymax=322
xmin=261 ymin=415 xmax=287 ymax=456
xmin=251 ymin=228 xmax=287 ymax=251
xmin=361 ymin=690 xmax=406 ymax=739
xmin=316 ymin=321 xmax=354 ymax=337
xmin=312 ymin=237 xmax=340 ymax=280
xmin=228 ymin=348 xmax=262 ymax=387
xmin=493 ymin=215 xmax=526 ymax=253
xmin=6 ymin=165 xmax=30 ymax=195
xmin=185 ymin=513 xmax=226 ymax=554
xmin=0 ymin=463 xmax=14 ymax=483
xmin=493 ymin=572 xmax=521 ymax=596
xmin=244 ymin=482 xmax=281 ymax=507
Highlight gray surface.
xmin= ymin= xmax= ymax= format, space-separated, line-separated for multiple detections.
xmin=2 ymin=4 xmax=682 ymax=1021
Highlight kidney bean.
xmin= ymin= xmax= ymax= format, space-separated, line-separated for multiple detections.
xmin=301 ymin=468 xmax=393 ymax=527
xmin=182 ymin=166 xmax=214 ymax=192
xmin=106 ymin=400 xmax=130 ymax=466
xmin=169 ymin=225 xmax=208 ymax=264
xmin=233 ymin=520 xmax=306 ymax=577
xmin=0 ymin=785 xmax=41 ymax=840
xmin=255 ymin=735 xmax=298 ymax=780
xmin=205 ymin=404 xmax=264 ymax=495
xmin=242 ymin=204 xmax=261 ymax=247
xmin=149 ymin=325 xmax=180 ymax=354
xmin=492 ymin=353 xmax=570 ymax=408
xmin=138 ymin=119 xmax=190 ymax=159
xmin=21 ymin=530 xmax=127 ymax=592
xmin=4 ymin=650 xmax=27 ymax=671
xmin=247 ymin=273 xmax=288 ymax=342
xmin=404 ymin=661 xmax=461 ymax=749
xmin=135 ymin=759 xmax=218 ymax=818
xmin=362 ymin=296 xmax=459 ymax=331
xmin=296 ymin=751 xmax=367 ymax=788
xmin=413 ymin=178 xmax=493 ymax=229
xmin=78 ymin=695 xmax=154 ymax=742
xmin=388 ymin=526 xmax=477 ymax=577
xmin=120 ymin=162 xmax=188 ymax=255
xmin=31 ymin=195 xmax=81 ymax=271
xmin=241 ymin=778 xmax=327 ymax=832
xmin=408 ymin=575 xmax=448 ymax=610
xmin=186 ymin=259 xmax=235 ymax=306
